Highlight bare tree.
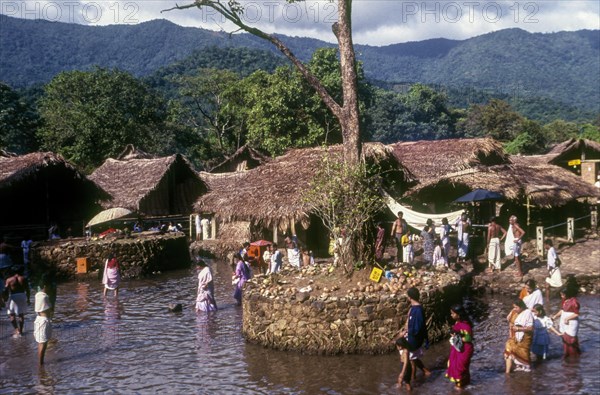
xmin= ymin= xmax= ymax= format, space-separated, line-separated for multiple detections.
xmin=163 ymin=0 xmax=361 ymax=164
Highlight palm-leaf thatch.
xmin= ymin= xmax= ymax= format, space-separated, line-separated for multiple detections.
xmin=547 ymin=138 xmax=600 ymax=166
xmin=209 ymin=144 xmax=270 ymax=173
xmin=390 ymin=138 xmax=510 ymax=183
xmin=196 ymin=143 xmax=415 ymax=230
xmin=0 ymin=152 xmax=107 ymax=226
xmin=1 ymin=152 xmax=85 ymax=189
xmin=509 ymin=155 xmax=599 ymax=207
xmin=89 ymin=154 xmax=207 ymax=215
xmin=405 ymin=155 xmax=599 ymax=208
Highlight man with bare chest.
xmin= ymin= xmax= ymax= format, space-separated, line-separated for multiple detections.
xmin=487 ymin=217 xmax=507 ymax=272
xmin=3 ymin=267 xmax=30 ymax=337
xmin=509 ymin=215 xmax=526 ymax=277
xmin=391 ymin=212 xmax=408 ymax=264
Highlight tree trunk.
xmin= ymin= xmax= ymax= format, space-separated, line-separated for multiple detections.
xmin=336 ymin=0 xmax=362 ymax=165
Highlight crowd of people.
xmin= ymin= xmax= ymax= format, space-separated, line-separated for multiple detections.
xmin=383 ymin=211 xmax=531 ymax=275
xmin=392 ymin=276 xmax=582 ymax=391
xmin=1 ymin=216 xmax=585 ymax=383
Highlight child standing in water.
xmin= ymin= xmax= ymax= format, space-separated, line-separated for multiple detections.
xmin=395 ymin=337 xmax=413 ymax=391
xmin=531 ymin=304 xmax=553 ymax=360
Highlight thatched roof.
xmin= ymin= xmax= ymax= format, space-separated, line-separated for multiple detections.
xmin=209 ymin=144 xmax=270 ymax=173
xmin=89 ymin=154 xmax=207 ymax=215
xmin=0 ymin=152 xmax=85 ymax=189
xmin=196 ymin=143 xmax=415 ymax=230
xmin=547 ymin=138 xmax=600 ymax=165
xmin=390 ymin=138 xmax=510 ymax=183
xmin=509 ymin=155 xmax=599 ymax=206
xmin=0 ymin=152 xmax=108 ymax=227
xmin=404 ymin=155 xmax=599 ymax=207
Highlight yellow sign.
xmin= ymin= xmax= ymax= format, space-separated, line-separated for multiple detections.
xmin=369 ymin=267 xmax=383 ymax=283
xmin=568 ymin=159 xmax=581 ymax=166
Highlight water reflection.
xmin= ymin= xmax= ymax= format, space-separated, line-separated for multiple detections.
xmin=35 ymin=367 xmax=57 ymax=395
xmin=0 ymin=262 xmax=598 ymax=394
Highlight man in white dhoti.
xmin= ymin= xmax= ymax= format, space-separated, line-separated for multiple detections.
xmin=200 ymin=217 xmax=210 ymax=240
xmin=195 ymin=214 xmax=202 ymax=241
xmin=509 ymin=215 xmax=526 ymax=277
xmin=487 ymin=216 xmax=507 ymax=272
xmin=455 ymin=213 xmax=471 ymax=263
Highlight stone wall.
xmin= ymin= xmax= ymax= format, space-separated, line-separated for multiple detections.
xmin=31 ymin=233 xmax=190 ymax=280
xmin=241 ymin=280 xmax=465 ymax=355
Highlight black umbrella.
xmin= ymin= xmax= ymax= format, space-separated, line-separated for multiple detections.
xmin=454 ymin=188 xmax=505 ymax=203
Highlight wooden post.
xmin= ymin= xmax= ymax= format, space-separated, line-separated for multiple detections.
xmin=592 ymin=210 xmax=598 ymax=230
xmin=536 ymin=226 xmax=544 ymax=257
xmin=211 ymin=217 xmax=217 ymax=240
xmin=189 ymin=214 xmax=194 ymax=241
xmin=273 ymin=224 xmax=278 ymax=244
xmin=567 ymin=217 xmax=575 ymax=243
xmin=526 ymin=196 xmax=531 ymax=227
xmin=290 ymin=221 xmax=296 ymax=236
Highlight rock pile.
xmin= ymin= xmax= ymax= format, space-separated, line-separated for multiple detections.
xmin=241 ymin=263 xmax=465 ymax=355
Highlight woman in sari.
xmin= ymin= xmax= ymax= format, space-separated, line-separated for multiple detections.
xmin=195 ymin=259 xmax=217 ymax=312
xmin=504 ymin=299 xmax=534 ymax=373
xmin=446 ymin=304 xmax=474 ymax=388
xmin=233 ymin=253 xmax=251 ymax=306
xmin=102 ymin=253 xmax=120 ymax=296
xmin=552 ymin=287 xmax=581 ymax=357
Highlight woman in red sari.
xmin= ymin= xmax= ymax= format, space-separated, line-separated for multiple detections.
xmin=446 ymin=304 xmax=474 ymax=388
xmin=552 ymin=287 xmax=581 ymax=357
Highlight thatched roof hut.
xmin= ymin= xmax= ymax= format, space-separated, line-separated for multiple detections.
xmin=210 ymin=144 xmax=270 ymax=173
xmin=196 ymin=143 xmax=415 ymax=231
xmin=547 ymin=138 xmax=600 ymax=166
xmin=390 ymin=138 xmax=510 ymax=183
xmin=403 ymin=154 xmax=599 ymax=208
xmin=508 ymin=155 xmax=599 ymax=207
xmin=0 ymin=152 xmax=106 ymax=229
xmin=89 ymin=153 xmax=206 ymax=216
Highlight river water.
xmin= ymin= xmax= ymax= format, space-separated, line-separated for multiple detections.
xmin=1 ymin=261 xmax=599 ymax=394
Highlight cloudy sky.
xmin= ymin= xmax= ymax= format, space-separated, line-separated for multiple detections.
xmin=2 ymin=1 xmax=599 ymax=46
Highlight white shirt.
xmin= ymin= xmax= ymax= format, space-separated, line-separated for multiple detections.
xmin=523 ymin=289 xmax=544 ymax=310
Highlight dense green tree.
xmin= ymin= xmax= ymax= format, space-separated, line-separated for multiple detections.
xmin=543 ymin=119 xmax=581 ymax=144
xmin=243 ymin=68 xmax=326 ymax=156
xmin=458 ymin=99 xmax=524 ymax=141
xmin=37 ymin=68 xmax=171 ymax=170
xmin=504 ymin=119 xmax=547 ymax=154
xmin=0 ymin=82 xmax=40 ymax=153
xmin=242 ymin=48 xmax=371 ymax=156
xmin=367 ymin=84 xmax=456 ymax=143
xmin=173 ymin=68 xmax=246 ymax=156
xmin=166 ymin=0 xmax=362 ymax=165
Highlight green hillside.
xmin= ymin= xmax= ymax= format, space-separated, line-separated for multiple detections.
xmin=1 ymin=15 xmax=598 ymax=116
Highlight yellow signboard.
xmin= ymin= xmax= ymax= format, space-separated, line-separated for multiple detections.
xmin=369 ymin=267 xmax=383 ymax=283
xmin=568 ymin=159 xmax=581 ymax=166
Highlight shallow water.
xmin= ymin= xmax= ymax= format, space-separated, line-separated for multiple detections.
xmin=1 ymin=261 xmax=598 ymax=394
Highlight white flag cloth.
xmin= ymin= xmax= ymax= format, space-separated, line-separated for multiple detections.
xmin=384 ymin=192 xmax=464 ymax=235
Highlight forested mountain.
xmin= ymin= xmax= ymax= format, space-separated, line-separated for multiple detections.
xmin=1 ymin=15 xmax=599 ymax=115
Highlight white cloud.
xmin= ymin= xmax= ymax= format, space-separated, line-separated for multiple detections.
xmin=2 ymin=0 xmax=598 ymax=45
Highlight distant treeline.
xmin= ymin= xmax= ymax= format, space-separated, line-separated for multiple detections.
xmin=1 ymin=47 xmax=599 ymax=174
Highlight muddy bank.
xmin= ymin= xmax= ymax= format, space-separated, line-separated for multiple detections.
xmin=470 ymin=235 xmax=600 ymax=297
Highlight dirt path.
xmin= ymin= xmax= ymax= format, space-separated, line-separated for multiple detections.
xmin=471 ymin=234 xmax=599 ymax=296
